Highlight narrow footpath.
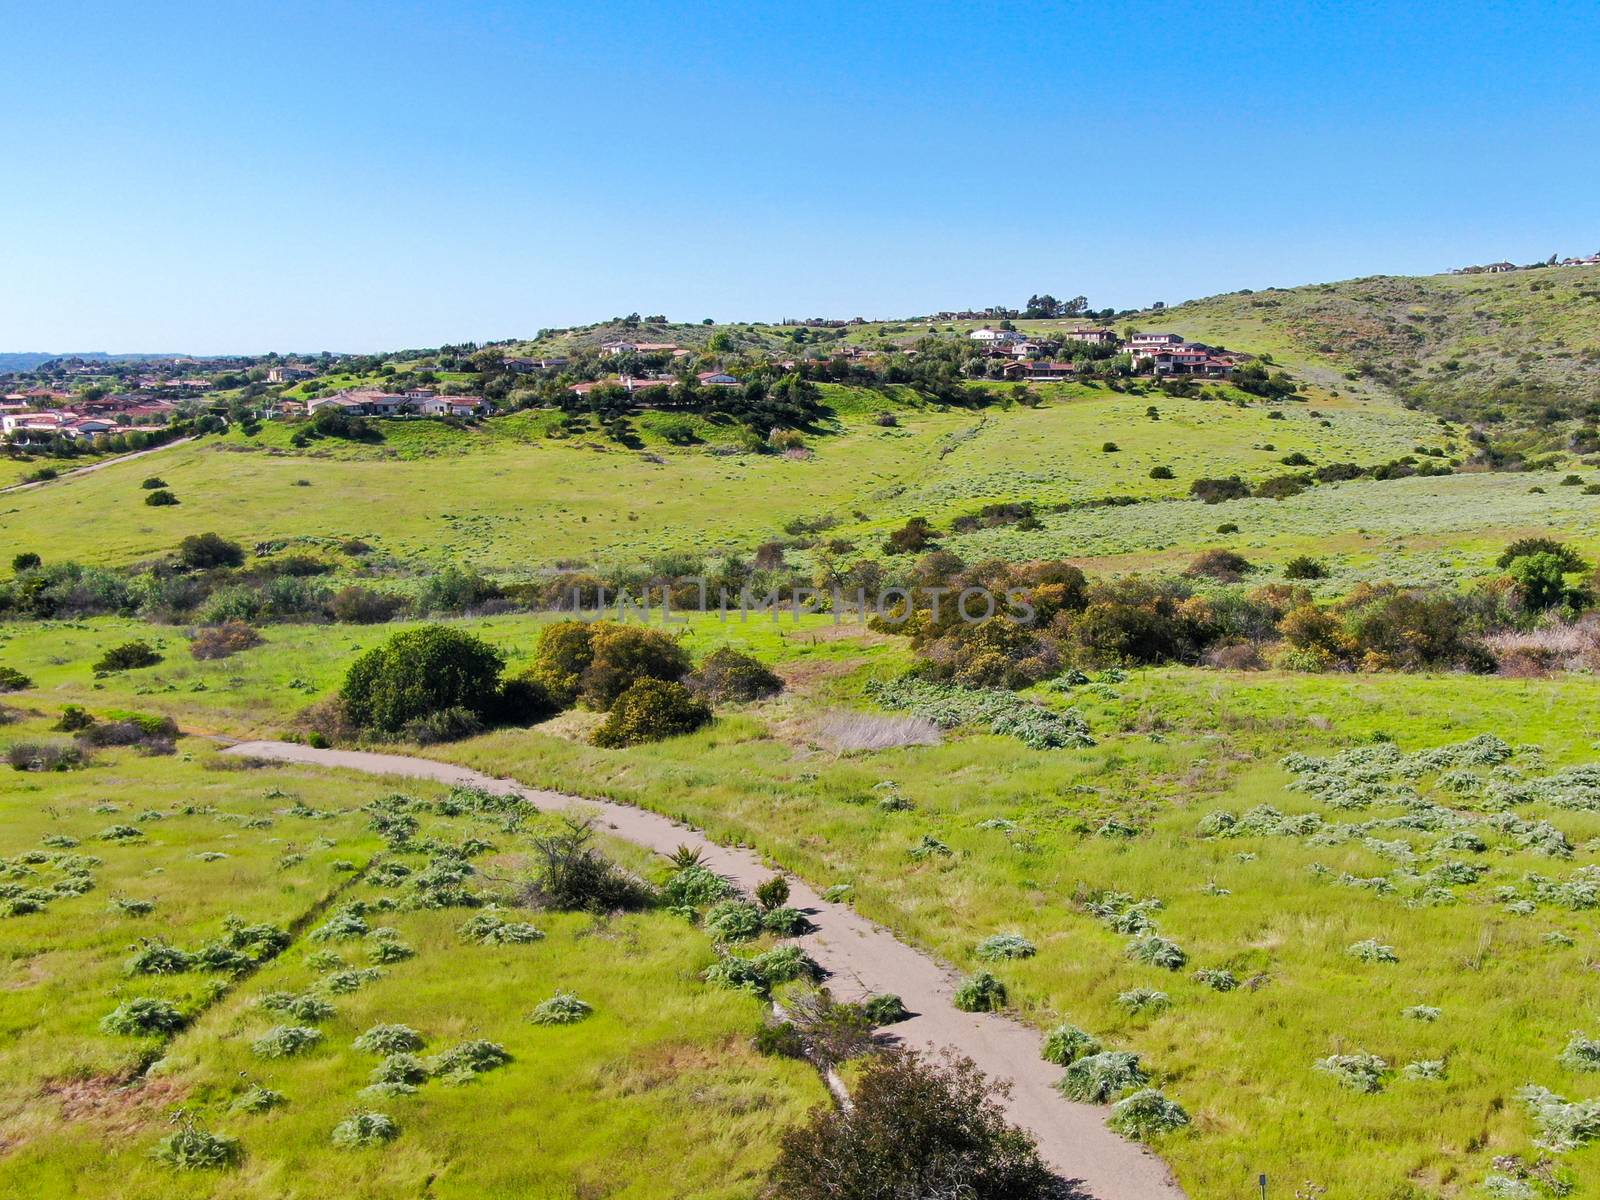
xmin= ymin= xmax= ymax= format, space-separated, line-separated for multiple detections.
xmin=225 ymin=740 xmax=1188 ymax=1200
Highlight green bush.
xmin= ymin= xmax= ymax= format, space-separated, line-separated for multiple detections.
xmin=339 ymin=625 xmax=506 ymax=736
xmin=768 ymin=1048 xmax=1054 ymax=1200
xmin=0 ymin=667 xmax=32 ymax=692
xmin=230 ymin=1085 xmax=286 ymax=1114
xmin=953 ymin=971 xmax=1007 ymax=1012
xmin=691 ymin=647 xmax=783 ymax=702
xmin=529 ymin=991 xmax=593 ymax=1025
xmin=863 ymin=993 xmax=911 ymax=1024
xmin=1058 ymin=1050 xmax=1147 ymax=1102
xmin=1107 ymin=1089 xmax=1190 ymax=1140
xmin=177 ymin=532 xmax=245 ymax=570
xmin=93 ymin=641 xmax=162 ymax=673
xmin=140 ymin=476 xmax=167 ymax=490
xmin=260 ymin=991 xmax=336 ymax=1022
xmin=526 ymin=818 xmax=655 ymax=912
xmin=252 ymin=1025 xmax=323 ymax=1058
xmin=1283 ymin=555 xmax=1328 ymax=580
xmin=353 ymin=1023 xmax=424 ymax=1054
xmin=592 ymin=678 xmax=711 ymax=747
xmin=705 ymin=899 xmax=764 ymax=942
xmin=1314 ymin=1052 xmax=1389 ymax=1093
xmin=331 ymin=1110 xmax=398 ymax=1148
xmin=1041 ymin=1023 xmax=1099 ymax=1066
xmin=428 ymin=1039 xmax=509 ymax=1082
xmin=1126 ymin=934 xmax=1187 ymax=970
xmin=974 ymin=932 xmax=1035 ymax=961
xmin=1117 ymin=987 xmax=1171 ymax=1015
xmin=101 ymin=997 xmax=187 ymax=1036
xmin=754 ymin=875 xmax=790 ymax=910
xmin=153 ymin=1119 xmax=240 ymax=1169
xmin=144 ymin=489 xmax=179 ymax=507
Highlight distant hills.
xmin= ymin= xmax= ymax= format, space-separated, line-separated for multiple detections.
xmin=1149 ymin=265 xmax=1600 ymax=429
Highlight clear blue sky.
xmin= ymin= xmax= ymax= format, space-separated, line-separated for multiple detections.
xmin=4 ymin=0 xmax=1596 ymax=354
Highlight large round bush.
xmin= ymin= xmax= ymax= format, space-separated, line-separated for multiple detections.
xmin=592 ymin=678 xmax=711 ymax=747
xmin=340 ymin=626 xmax=506 ymax=735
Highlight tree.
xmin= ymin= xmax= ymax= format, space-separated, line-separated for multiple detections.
xmin=1508 ymin=552 xmax=1572 ymax=611
xmin=767 ymin=1048 xmax=1055 ymax=1200
xmin=177 ymin=532 xmax=245 ymax=570
xmin=340 ymin=625 xmax=507 ymax=735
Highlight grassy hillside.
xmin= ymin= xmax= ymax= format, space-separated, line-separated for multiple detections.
xmin=0 ymin=382 xmax=1449 ymax=575
xmin=1150 ymin=266 xmax=1600 ymax=430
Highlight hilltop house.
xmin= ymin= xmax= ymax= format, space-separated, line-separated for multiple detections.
xmin=304 ymin=388 xmax=483 ymax=418
xmin=969 ymin=328 xmax=1028 ymax=344
xmin=1002 ymin=361 xmax=1077 ymax=381
xmin=1128 ymin=333 xmax=1185 ymax=354
xmin=697 ymin=370 xmax=739 ymax=386
xmin=267 ymin=365 xmax=315 ymax=383
xmin=1064 ymin=327 xmax=1118 ymax=346
xmin=601 ymin=340 xmax=680 ymax=356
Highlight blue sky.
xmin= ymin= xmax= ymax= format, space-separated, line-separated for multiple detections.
xmin=3 ymin=0 xmax=1596 ymax=353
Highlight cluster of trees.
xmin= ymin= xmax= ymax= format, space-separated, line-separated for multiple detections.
xmin=331 ymin=620 xmax=781 ymax=748
xmin=875 ymin=538 xmax=1594 ymax=682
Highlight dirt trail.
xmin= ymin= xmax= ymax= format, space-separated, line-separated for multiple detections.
xmin=225 ymin=740 xmax=1187 ymax=1200
xmin=0 ymin=436 xmax=195 ymax=494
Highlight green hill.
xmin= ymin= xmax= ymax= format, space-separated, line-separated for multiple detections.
xmin=1145 ymin=265 xmax=1600 ymax=434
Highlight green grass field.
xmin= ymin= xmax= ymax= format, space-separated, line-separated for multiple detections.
xmin=0 ymin=718 xmax=820 ymax=1198
xmin=0 ymin=381 xmax=1450 ymax=578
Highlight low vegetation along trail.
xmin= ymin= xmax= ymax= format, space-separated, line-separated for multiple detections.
xmin=224 ymin=740 xmax=1186 ymax=1200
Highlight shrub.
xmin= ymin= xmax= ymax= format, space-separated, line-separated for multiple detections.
xmin=94 ymin=641 xmax=162 ymax=673
xmin=1190 ymin=476 xmax=1250 ymax=504
xmin=592 ymin=678 xmax=712 ymax=747
xmin=101 ymin=997 xmax=187 ymax=1036
xmin=1149 ymin=465 xmax=1175 ymax=479
xmin=705 ymin=899 xmax=765 ymax=942
xmin=252 ymin=1025 xmax=323 ymax=1058
xmin=340 ymin=625 xmax=506 ymax=736
xmin=230 ymin=1085 xmax=286 ymax=1114
xmin=768 ymin=1048 xmax=1055 ymax=1200
xmin=402 ymin=706 xmax=484 ymax=745
xmin=1314 ymin=1052 xmax=1389 ymax=1092
xmin=1117 ymin=987 xmax=1171 ymax=1015
xmin=353 ymin=1024 xmax=424 ymax=1054
xmin=525 ymin=818 xmax=654 ymax=913
xmin=1185 ymin=549 xmax=1253 ymax=582
xmin=370 ymin=1053 xmax=429 ymax=1087
xmin=754 ymin=1020 xmax=806 ymax=1057
xmin=458 ymin=910 xmax=544 ymax=945
xmin=1126 ymin=935 xmax=1187 ymax=970
xmin=1517 ymin=1085 xmax=1600 ymax=1151
xmin=754 ymin=875 xmax=790 ymax=910
xmin=1108 ymin=1089 xmax=1190 ymax=1140
xmin=152 ymin=1119 xmax=240 ymax=1169
xmin=1404 ymin=1059 xmax=1446 ymax=1081
xmin=1498 ymin=538 xmax=1586 ymax=572
xmin=1283 ymin=555 xmax=1328 ymax=580
xmin=1403 ymin=1005 xmax=1441 ymax=1023
xmin=863 ymin=993 xmax=910 ymax=1024
xmin=140 ymin=476 xmax=167 ymax=490
xmin=662 ymin=864 xmax=733 ymax=908
xmin=177 ymin=532 xmax=245 ymax=570
xmin=6 ymin=740 xmax=86 ymax=772
xmin=1058 ymin=1051 xmax=1148 ymax=1102
xmin=1041 ymin=1023 xmax=1099 ymax=1066
xmin=761 ymin=905 xmax=809 ymax=935
xmin=368 ymin=938 xmax=415 ymax=963
xmin=330 ymin=585 xmax=405 ymax=624
xmin=1559 ymin=1034 xmax=1600 ymax=1072
xmin=1193 ymin=968 xmax=1238 ymax=992
xmin=260 ymin=991 xmax=336 ymax=1022
xmin=1347 ymin=938 xmax=1398 ymax=963
xmin=578 ymin=622 xmax=693 ymax=709
xmin=974 ymin=932 xmax=1036 ymax=961
xmin=126 ymin=940 xmax=195 ymax=975
xmin=428 ymin=1039 xmax=509 ymax=1082
xmin=883 ymin=516 xmax=938 ymax=555
xmin=953 ymin=970 xmax=1007 ymax=1012
xmin=331 ymin=1110 xmax=398 ymax=1148
xmin=691 ymin=647 xmax=782 ymax=702
xmin=190 ymin=621 xmax=263 ymax=660
xmin=11 ymin=552 xmax=41 ymax=571
xmin=144 ymin=489 xmax=179 ymax=506
xmin=0 ymin=667 xmax=32 ymax=692
xmin=529 ymin=991 xmax=593 ymax=1025
xmin=1101 ymin=441 xmax=1119 ymax=453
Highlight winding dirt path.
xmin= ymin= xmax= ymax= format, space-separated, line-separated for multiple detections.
xmin=224 ymin=740 xmax=1187 ymax=1200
